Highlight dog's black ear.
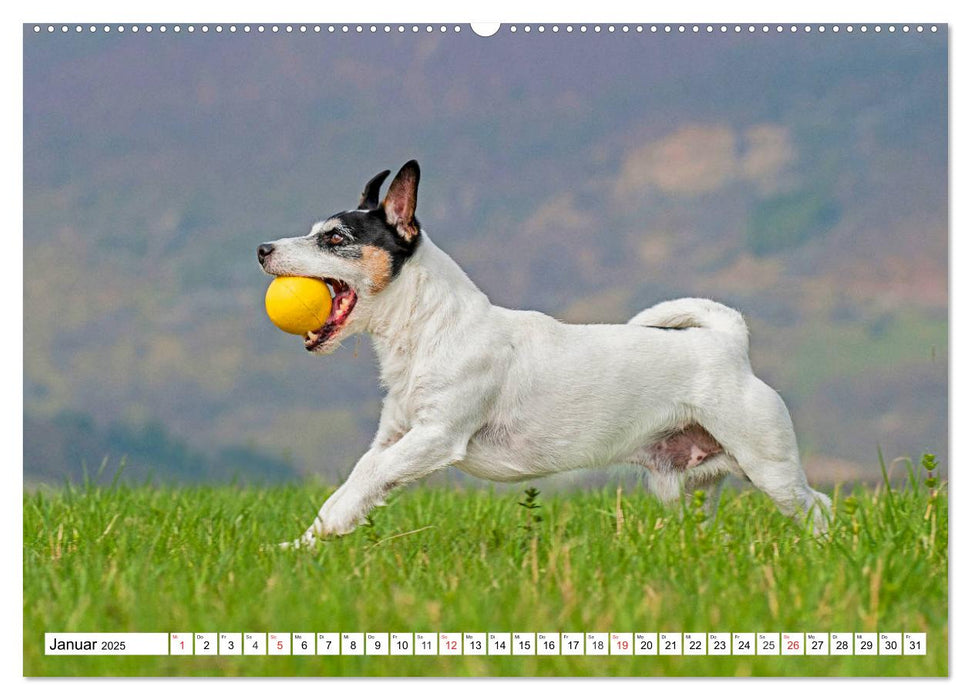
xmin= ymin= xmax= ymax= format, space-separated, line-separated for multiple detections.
xmin=358 ymin=169 xmax=391 ymax=210
xmin=382 ymin=160 xmax=420 ymax=242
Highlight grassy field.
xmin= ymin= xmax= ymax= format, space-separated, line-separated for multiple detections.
xmin=23 ymin=459 xmax=948 ymax=677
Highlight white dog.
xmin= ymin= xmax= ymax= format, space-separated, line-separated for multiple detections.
xmin=258 ymin=161 xmax=831 ymax=547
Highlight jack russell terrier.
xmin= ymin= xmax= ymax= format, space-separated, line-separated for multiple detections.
xmin=257 ymin=160 xmax=831 ymax=547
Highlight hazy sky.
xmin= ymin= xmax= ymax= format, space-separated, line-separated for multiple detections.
xmin=23 ymin=26 xmax=948 ymax=483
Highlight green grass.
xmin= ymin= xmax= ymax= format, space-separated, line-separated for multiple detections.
xmin=23 ymin=466 xmax=947 ymax=677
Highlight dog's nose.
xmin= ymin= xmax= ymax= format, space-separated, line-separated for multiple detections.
xmin=257 ymin=243 xmax=275 ymax=265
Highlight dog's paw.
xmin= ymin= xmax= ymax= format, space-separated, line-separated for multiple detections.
xmin=282 ymin=518 xmax=356 ymax=548
xmin=311 ymin=506 xmax=367 ymax=538
xmin=274 ymin=530 xmax=321 ymax=550
xmin=807 ymin=492 xmax=834 ymax=536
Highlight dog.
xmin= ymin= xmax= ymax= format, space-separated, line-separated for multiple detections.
xmin=258 ymin=160 xmax=832 ymax=547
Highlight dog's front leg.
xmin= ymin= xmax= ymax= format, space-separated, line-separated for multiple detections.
xmin=298 ymin=426 xmax=465 ymax=545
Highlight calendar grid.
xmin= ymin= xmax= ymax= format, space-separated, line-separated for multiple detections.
xmin=45 ymin=632 xmax=927 ymax=657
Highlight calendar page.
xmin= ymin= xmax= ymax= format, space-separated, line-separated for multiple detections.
xmin=22 ymin=16 xmax=947 ymax=679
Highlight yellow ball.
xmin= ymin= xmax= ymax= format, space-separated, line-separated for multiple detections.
xmin=264 ymin=276 xmax=332 ymax=335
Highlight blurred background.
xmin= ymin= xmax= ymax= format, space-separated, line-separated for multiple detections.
xmin=23 ymin=26 xmax=947 ymax=486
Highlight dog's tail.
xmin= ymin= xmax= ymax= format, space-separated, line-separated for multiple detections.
xmin=627 ymin=297 xmax=749 ymax=352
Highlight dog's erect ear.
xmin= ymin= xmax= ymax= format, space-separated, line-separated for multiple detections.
xmin=382 ymin=160 xmax=420 ymax=241
xmin=358 ymin=169 xmax=391 ymax=210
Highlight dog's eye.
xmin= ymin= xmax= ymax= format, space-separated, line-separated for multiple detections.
xmin=327 ymin=232 xmax=345 ymax=246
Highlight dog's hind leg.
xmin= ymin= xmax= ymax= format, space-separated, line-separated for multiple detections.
xmin=700 ymin=378 xmax=832 ymax=533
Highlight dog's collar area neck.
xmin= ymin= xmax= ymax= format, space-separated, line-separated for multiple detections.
xmin=366 ymin=238 xmax=487 ymax=358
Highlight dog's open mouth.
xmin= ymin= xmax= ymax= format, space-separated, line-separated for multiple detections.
xmin=304 ymin=279 xmax=357 ymax=351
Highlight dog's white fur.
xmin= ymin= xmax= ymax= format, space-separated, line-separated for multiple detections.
xmin=264 ymin=225 xmax=832 ymax=547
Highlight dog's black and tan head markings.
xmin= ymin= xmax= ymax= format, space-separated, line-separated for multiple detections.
xmin=358 ymin=169 xmax=391 ymax=209
xmin=257 ymin=160 xmax=423 ymax=353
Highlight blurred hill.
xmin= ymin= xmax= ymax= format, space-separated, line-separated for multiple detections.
xmin=23 ymin=27 xmax=947 ymax=485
